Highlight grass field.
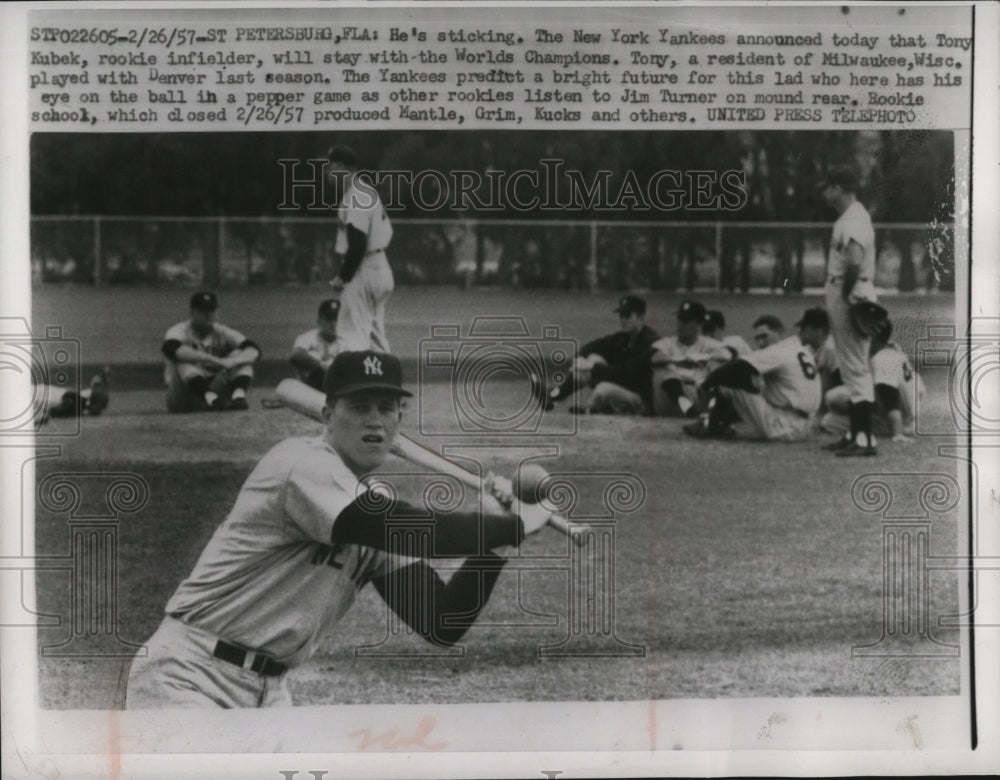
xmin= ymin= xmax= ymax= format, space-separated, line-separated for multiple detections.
xmin=29 ymin=285 xmax=963 ymax=709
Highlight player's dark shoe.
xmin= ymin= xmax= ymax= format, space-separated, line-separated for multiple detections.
xmin=530 ymin=372 xmax=554 ymax=412
xmin=835 ymin=442 xmax=877 ymax=457
xmin=228 ymin=396 xmax=249 ymax=411
xmin=822 ymin=437 xmax=853 ymax=452
xmin=85 ymin=368 xmax=111 ymax=416
xmin=683 ymin=419 xmax=736 ymax=440
xmin=208 ymin=396 xmax=226 ymax=411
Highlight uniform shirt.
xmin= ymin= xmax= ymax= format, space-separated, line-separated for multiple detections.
xmin=336 ymin=176 xmax=392 ymax=255
xmin=649 ymin=334 xmax=727 ymax=385
xmin=165 ymin=436 xmax=408 ymax=668
xmin=814 ymin=335 xmax=840 ymax=385
xmin=581 ymin=324 xmax=660 ymax=366
xmin=745 ymin=336 xmax=821 ymax=414
xmin=293 ymin=328 xmax=340 ymax=369
xmin=721 ymin=334 xmax=753 ymax=359
xmin=872 ymin=342 xmax=925 ymax=425
xmin=829 ymin=200 xmax=877 ymax=295
xmin=163 ymin=320 xmax=248 ymax=381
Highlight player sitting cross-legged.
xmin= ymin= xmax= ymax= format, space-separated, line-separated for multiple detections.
xmin=649 ymin=299 xmax=730 ymax=417
xmin=125 ymin=350 xmax=553 ymax=709
xmin=162 ymin=291 xmax=261 ymax=412
xmin=532 ymin=294 xmax=660 ymax=415
xmin=684 ymin=309 xmax=826 ymax=442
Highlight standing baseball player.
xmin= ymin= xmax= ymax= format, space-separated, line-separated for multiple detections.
xmin=820 ymin=165 xmax=879 ymax=456
xmin=533 ymin=294 xmax=660 ymax=415
xmin=125 ymin=350 xmax=552 ymax=708
xmin=327 ymin=145 xmax=394 ymax=352
xmin=290 ymin=298 xmax=342 ymax=391
xmin=162 ymin=291 xmax=261 ymax=412
xmin=684 ymin=307 xmax=825 ymax=442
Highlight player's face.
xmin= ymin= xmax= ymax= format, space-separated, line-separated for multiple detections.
xmin=618 ymin=312 xmax=642 ymax=333
xmin=822 ymin=184 xmax=842 ymax=210
xmin=753 ymin=326 xmax=780 ymax=349
xmin=190 ymin=308 xmax=216 ymax=333
xmin=318 ymin=316 xmax=338 ymax=341
xmin=798 ymin=325 xmax=827 ymax=351
xmin=676 ymin=318 xmax=700 ymax=344
xmin=324 ymin=390 xmax=402 ymax=477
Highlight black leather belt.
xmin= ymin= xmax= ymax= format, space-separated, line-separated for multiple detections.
xmin=213 ymin=640 xmax=286 ymax=677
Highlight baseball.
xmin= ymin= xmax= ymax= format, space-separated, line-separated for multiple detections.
xmin=516 ymin=463 xmax=550 ymax=505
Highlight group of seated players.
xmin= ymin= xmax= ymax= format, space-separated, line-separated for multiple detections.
xmin=532 ymin=293 xmax=923 ymax=446
xmin=140 ymin=288 xmax=922 ymax=449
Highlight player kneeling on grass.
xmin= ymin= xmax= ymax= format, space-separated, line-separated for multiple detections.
xmin=684 ymin=310 xmax=825 ymax=442
xmin=290 ymin=298 xmax=342 ymax=391
xmin=34 ymin=369 xmax=110 ymax=428
xmin=821 ymin=319 xmax=923 ymax=444
xmin=162 ymin=291 xmax=261 ymax=412
xmin=125 ymin=350 xmax=552 ymax=709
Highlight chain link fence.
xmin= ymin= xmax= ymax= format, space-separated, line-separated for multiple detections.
xmin=31 ymin=216 xmax=954 ymax=293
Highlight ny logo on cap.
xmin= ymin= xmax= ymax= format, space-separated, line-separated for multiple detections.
xmin=363 ymin=355 xmax=383 ymax=376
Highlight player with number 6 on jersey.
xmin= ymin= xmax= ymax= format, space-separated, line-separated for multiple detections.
xmin=683 ymin=308 xmax=829 ymax=442
xmin=125 ymin=350 xmax=552 ymax=709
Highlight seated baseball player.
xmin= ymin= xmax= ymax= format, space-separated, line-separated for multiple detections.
xmin=702 ymin=309 xmax=753 ymax=359
xmin=821 ymin=319 xmax=923 ymax=442
xmin=290 ymin=298 xmax=342 ymax=391
xmin=649 ymin=300 xmax=729 ymax=417
xmin=684 ymin=308 xmax=824 ymax=442
xmin=125 ymin=350 xmax=553 ymax=708
xmin=34 ymin=369 xmax=110 ymax=428
xmin=532 ymin=294 xmax=660 ymax=415
xmin=162 ymin=291 xmax=261 ymax=412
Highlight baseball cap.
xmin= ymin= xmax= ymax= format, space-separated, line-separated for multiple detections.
xmin=323 ymin=350 xmax=412 ymax=399
xmin=613 ymin=295 xmax=646 ymax=316
xmin=318 ymin=298 xmax=341 ymax=320
xmin=704 ymin=310 xmax=726 ymax=332
xmin=795 ymin=307 xmax=830 ymax=330
xmin=819 ymin=164 xmax=858 ymax=193
xmin=189 ymin=291 xmax=218 ymax=312
xmin=677 ymin=299 xmax=707 ymax=323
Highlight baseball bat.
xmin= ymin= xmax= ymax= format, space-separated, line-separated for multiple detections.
xmin=275 ymin=379 xmax=583 ymax=545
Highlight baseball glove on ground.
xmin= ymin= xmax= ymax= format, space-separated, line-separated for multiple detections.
xmin=849 ymin=300 xmax=889 ymax=338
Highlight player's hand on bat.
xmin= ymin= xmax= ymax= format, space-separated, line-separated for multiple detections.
xmin=483 ymin=472 xmax=514 ymax=509
xmin=508 ymin=498 xmax=552 ymax=537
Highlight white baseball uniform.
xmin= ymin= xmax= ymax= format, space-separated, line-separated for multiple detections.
xmin=649 ymin=334 xmax=726 ymax=414
xmin=163 ymin=319 xmax=255 ymax=411
xmin=336 ymin=176 xmax=394 ymax=352
xmin=826 ymin=200 xmax=877 ymax=404
xmin=722 ymin=336 xmax=821 ymax=441
xmin=293 ymin=328 xmax=340 ymax=379
xmin=125 ymin=436 xmax=410 ymax=708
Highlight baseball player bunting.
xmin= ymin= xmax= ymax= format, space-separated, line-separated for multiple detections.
xmin=125 ymin=351 xmax=553 ymax=708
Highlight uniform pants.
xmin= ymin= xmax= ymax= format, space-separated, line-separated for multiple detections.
xmin=720 ymin=388 xmax=813 ymax=441
xmin=338 ymin=250 xmax=394 ymax=352
xmin=822 ymin=386 xmax=893 ymax=438
xmin=589 ymin=381 xmax=647 ymax=415
xmin=826 ymin=283 xmax=874 ymax=403
xmin=650 ymin=367 xmax=701 ymax=417
xmin=125 ymin=616 xmax=292 ymax=709
xmin=166 ymin=363 xmax=255 ymax=412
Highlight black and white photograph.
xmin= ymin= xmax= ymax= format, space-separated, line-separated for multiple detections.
xmin=1 ymin=3 xmax=998 ymax=778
